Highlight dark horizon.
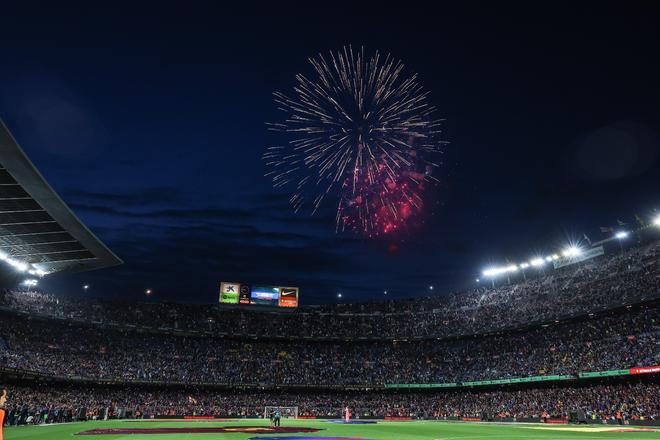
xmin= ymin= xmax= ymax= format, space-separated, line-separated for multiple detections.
xmin=1 ymin=2 xmax=659 ymax=304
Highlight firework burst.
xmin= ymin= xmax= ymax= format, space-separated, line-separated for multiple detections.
xmin=264 ymin=46 xmax=444 ymax=237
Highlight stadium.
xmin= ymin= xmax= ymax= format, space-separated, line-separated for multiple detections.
xmin=0 ymin=114 xmax=659 ymax=437
xmin=1 ymin=4 xmax=660 ymax=440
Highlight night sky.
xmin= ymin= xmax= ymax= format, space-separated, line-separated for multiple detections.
xmin=1 ymin=2 xmax=658 ymax=304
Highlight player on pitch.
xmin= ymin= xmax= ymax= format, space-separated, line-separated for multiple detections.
xmin=0 ymin=387 xmax=7 ymax=440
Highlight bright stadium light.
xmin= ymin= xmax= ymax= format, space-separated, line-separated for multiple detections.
xmin=615 ymin=231 xmax=629 ymax=239
xmin=530 ymin=258 xmax=545 ymax=267
xmin=83 ymin=284 xmax=90 ymax=290
xmin=7 ymin=259 xmax=28 ymax=272
xmin=519 ymin=262 xmax=530 ymax=269
xmin=482 ymin=264 xmax=518 ymax=278
xmin=545 ymin=256 xmax=553 ymax=262
xmin=145 ymin=289 xmax=153 ymax=296
xmin=562 ymin=246 xmax=581 ymax=257
xmin=0 ymin=251 xmax=46 ymax=275
xmin=551 ymin=254 xmax=560 ymax=260
xmin=383 ymin=290 xmax=388 ymax=295
xmin=428 ymin=285 xmax=434 ymax=291
xmin=475 ymin=278 xmax=480 ymax=283
xmin=337 ymin=292 xmax=342 ymax=298
xmin=22 ymin=279 xmax=38 ymax=287
xmin=654 ymin=216 xmax=660 ymax=227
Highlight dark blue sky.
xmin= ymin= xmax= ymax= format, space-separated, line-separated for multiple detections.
xmin=1 ymin=2 xmax=659 ymax=304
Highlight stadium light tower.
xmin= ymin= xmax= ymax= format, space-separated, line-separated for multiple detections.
xmin=653 ymin=215 xmax=660 ymax=227
xmin=428 ymin=285 xmax=434 ymax=291
xmin=83 ymin=284 xmax=90 ymax=291
xmin=337 ymin=292 xmax=342 ymax=299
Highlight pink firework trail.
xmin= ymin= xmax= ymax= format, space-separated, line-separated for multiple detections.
xmin=264 ymin=46 xmax=445 ymax=237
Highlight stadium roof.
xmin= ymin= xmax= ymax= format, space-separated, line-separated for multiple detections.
xmin=0 ymin=119 xmax=122 ymax=274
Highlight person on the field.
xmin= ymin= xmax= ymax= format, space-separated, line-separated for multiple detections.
xmin=274 ymin=409 xmax=281 ymax=427
xmin=0 ymin=387 xmax=8 ymax=440
xmin=269 ymin=410 xmax=274 ymax=426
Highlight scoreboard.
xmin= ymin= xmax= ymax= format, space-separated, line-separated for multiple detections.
xmin=219 ymin=282 xmax=299 ymax=308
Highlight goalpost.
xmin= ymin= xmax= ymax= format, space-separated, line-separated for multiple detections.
xmin=264 ymin=406 xmax=299 ymax=419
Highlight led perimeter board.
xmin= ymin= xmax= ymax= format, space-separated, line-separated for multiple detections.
xmin=219 ymin=282 xmax=298 ymax=308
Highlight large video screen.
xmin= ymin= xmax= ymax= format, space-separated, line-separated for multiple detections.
xmin=250 ymin=286 xmax=279 ymax=306
xmin=219 ymin=282 xmax=298 ymax=308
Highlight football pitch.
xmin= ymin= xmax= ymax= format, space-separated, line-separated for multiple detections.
xmin=4 ymin=419 xmax=660 ymax=440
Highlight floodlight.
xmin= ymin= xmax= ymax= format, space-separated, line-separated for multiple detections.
xmin=545 ymin=256 xmax=553 ymax=262
xmin=530 ymin=258 xmax=545 ymax=267
xmin=483 ymin=264 xmax=520 ymax=277
xmin=520 ymin=262 xmax=530 ymax=269
xmin=562 ymin=246 xmax=581 ymax=257
xmin=615 ymin=231 xmax=628 ymax=239
xmin=654 ymin=216 xmax=660 ymax=227
xmin=7 ymin=259 xmax=28 ymax=272
xmin=482 ymin=267 xmax=503 ymax=277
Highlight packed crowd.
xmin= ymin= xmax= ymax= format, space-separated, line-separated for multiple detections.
xmin=1 ymin=241 xmax=658 ymax=340
xmin=3 ymin=382 xmax=658 ymax=422
xmin=1 ymin=305 xmax=657 ymax=385
xmin=1 ymin=242 xmax=659 ymax=426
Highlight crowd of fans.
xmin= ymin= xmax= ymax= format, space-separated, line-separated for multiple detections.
xmin=0 ymin=304 xmax=657 ymax=385
xmin=3 ymin=382 xmax=658 ymax=422
xmin=1 ymin=240 xmax=658 ymax=425
xmin=1 ymin=241 xmax=658 ymax=340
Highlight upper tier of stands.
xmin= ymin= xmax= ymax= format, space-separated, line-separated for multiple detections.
xmin=2 ymin=240 xmax=658 ymax=340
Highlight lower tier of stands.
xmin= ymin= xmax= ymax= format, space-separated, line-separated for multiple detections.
xmin=1 ymin=377 xmax=658 ymax=424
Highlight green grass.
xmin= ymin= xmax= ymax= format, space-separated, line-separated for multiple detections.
xmin=4 ymin=418 xmax=660 ymax=440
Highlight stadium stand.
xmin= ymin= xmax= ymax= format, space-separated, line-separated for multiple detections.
xmin=1 ymin=238 xmax=659 ymax=425
xmin=1 ymin=240 xmax=658 ymax=340
xmin=0 ymin=303 xmax=657 ymax=385
xmin=2 ymin=382 xmax=659 ymax=422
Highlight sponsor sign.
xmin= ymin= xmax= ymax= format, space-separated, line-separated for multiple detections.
xmin=219 ymin=282 xmax=299 ymax=308
xmin=630 ymin=365 xmax=660 ymax=375
xmin=279 ymin=287 xmax=299 ymax=307
xmin=219 ymin=282 xmax=240 ymax=304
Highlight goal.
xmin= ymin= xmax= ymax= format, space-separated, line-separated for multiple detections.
xmin=264 ymin=406 xmax=299 ymax=419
